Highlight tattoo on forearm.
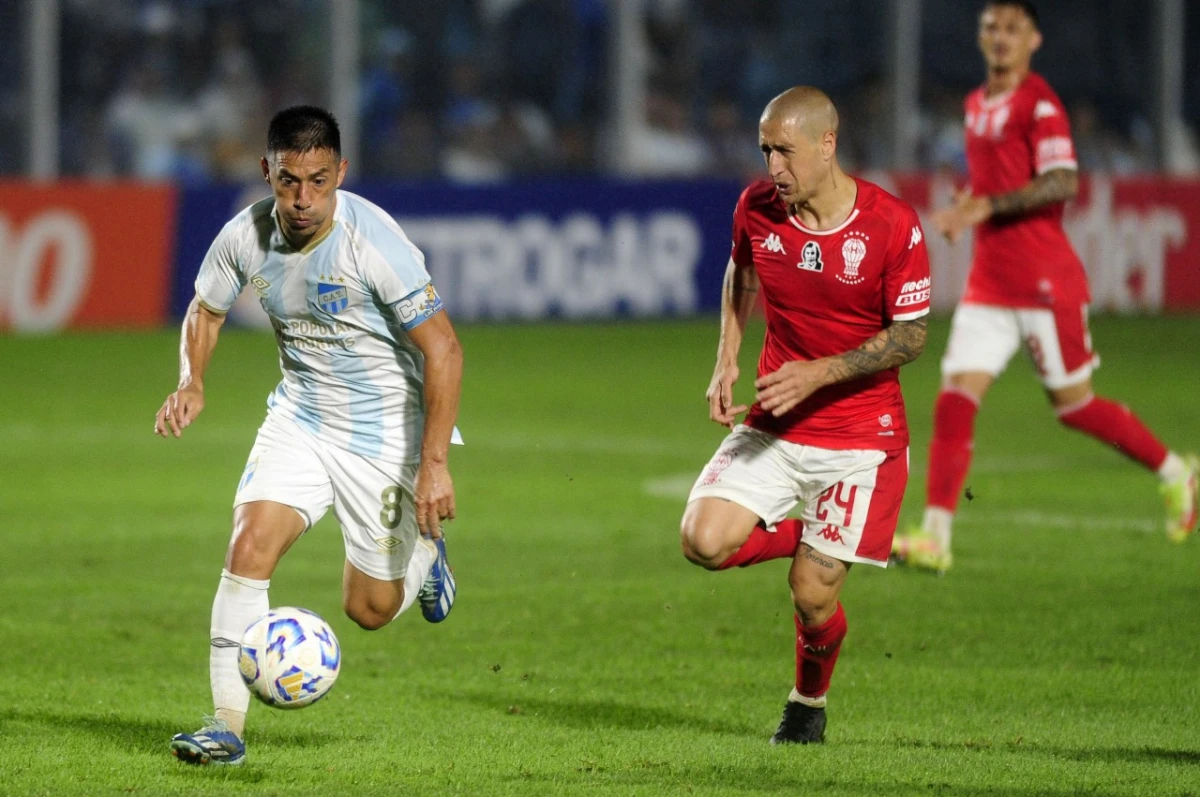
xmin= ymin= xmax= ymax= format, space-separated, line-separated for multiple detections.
xmin=803 ymin=547 xmax=837 ymax=570
xmin=824 ymin=317 xmax=927 ymax=384
xmin=990 ymin=168 xmax=1077 ymax=217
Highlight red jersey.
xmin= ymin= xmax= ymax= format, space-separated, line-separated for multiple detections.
xmin=963 ymin=72 xmax=1090 ymax=307
xmin=732 ymin=178 xmax=931 ymax=451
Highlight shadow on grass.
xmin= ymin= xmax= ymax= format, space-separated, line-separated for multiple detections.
xmin=889 ymin=737 xmax=1200 ymax=765
xmin=0 ymin=707 xmax=334 ymax=754
xmin=457 ymin=692 xmax=761 ymax=737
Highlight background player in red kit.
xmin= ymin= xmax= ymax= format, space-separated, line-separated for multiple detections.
xmin=680 ymin=86 xmax=930 ymax=744
xmin=891 ymin=0 xmax=1198 ymax=574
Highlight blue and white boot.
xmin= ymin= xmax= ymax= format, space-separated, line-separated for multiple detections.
xmin=418 ymin=537 xmax=456 ymax=623
xmin=170 ymin=716 xmax=245 ymax=765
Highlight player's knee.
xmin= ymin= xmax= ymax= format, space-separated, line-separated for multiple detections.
xmin=344 ymin=600 xmax=395 ymax=631
xmin=679 ymin=516 xmax=728 ymax=570
xmin=789 ymin=579 xmax=838 ymax=626
xmin=227 ymin=525 xmax=280 ymax=577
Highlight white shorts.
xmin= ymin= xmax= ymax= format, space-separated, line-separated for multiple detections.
xmin=687 ymin=425 xmax=909 ymax=567
xmin=234 ymin=413 xmax=419 ymax=582
xmin=941 ymin=302 xmax=1100 ymax=389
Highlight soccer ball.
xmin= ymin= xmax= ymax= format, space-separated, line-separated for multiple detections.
xmin=238 ymin=607 xmax=341 ymax=709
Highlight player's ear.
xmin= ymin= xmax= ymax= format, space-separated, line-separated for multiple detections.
xmin=260 ymin=157 xmax=270 ymax=183
xmin=822 ymin=130 xmax=837 ymax=163
xmin=336 ymin=158 xmax=348 ymax=187
xmin=1029 ymin=29 xmax=1043 ymax=55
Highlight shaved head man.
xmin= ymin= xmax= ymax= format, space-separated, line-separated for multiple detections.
xmin=680 ymin=87 xmax=931 ymax=744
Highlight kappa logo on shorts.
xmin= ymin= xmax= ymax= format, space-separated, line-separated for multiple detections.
xmin=816 ymin=524 xmax=845 ymax=544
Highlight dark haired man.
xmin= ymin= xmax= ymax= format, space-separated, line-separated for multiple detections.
xmin=156 ymin=106 xmax=464 ymax=764
xmin=892 ymin=2 xmax=1197 ymax=573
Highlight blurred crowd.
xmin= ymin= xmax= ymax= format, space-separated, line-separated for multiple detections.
xmin=2 ymin=0 xmax=1198 ymax=182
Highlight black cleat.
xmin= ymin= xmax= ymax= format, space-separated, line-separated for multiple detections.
xmin=769 ymin=701 xmax=826 ymax=745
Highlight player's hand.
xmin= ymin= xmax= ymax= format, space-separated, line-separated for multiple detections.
xmin=706 ymin=362 xmax=748 ymax=429
xmin=154 ymin=383 xmax=205 ymax=438
xmin=755 ymin=360 xmax=829 ymax=417
xmin=932 ymin=189 xmax=992 ymax=244
xmin=414 ymin=459 xmax=456 ymax=539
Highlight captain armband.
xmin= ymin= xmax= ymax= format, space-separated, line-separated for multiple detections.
xmin=392 ymin=283 xmax=445 ymax=331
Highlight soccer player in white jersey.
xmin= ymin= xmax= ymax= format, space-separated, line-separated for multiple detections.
xmin=154 ymin=107 xmax=464 ymax=766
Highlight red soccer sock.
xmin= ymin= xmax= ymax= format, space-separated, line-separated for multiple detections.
xmin=1058 ymin=395 xmax=1169 ymax=471
xmin=719 ymin=519 xmax=802 ymax=569
xmin=925 ymin=390 xmax=979 ymax=512
xmin=794 ymin=603 xmax=848 ymax=699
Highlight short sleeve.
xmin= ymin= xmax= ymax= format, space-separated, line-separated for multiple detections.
xmin=1029 ymin=90 xmax=1077 ymax=174
xmin=194 ymin=220 xmax=246 ymax=313
xmin=360 ymin=214 xmax=433 ymax=306
xmin=354 ymin=207 xmax=443 ymax=331
xmin=731 ymin=188 xmax=753 ymax=266
xmin=883 ymin=207 xmax=931 ymax=323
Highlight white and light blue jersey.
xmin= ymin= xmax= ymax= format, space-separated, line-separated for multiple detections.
xmin=195 ymin=190 xmax=456 ymax=464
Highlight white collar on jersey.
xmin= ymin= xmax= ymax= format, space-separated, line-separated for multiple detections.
xmin=786 ymin=207 xmax=861 ymax=236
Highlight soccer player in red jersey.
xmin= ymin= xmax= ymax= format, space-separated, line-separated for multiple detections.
xmin=680 ymin=86 xmax=930 ymax=744
xmin=891 ymin=0 xmax=1198 ymax=574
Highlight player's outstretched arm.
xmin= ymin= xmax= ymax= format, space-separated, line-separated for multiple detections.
xmin=154 ymin=296 xmax=226 ymax=438
xmin=707 ymin=256 xmax=758 ymax=429
xmin=933 ymin=169 xmax=1078 ymax=243
xmin=988 ymin=167 xmax=1078 ymax=217
xmin=755 ymin=318 xmax=927 ymax=417
xmin=408 ymin=311 xmax=463 ymax=539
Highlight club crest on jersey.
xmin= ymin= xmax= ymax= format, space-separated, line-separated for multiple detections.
xmin=837 ymin=231 xmax=869 ymax=285
xmin=316 ymin=278 xmax=348 ymax=314
xmin=797 ymin=241 xmax=824 ymax=272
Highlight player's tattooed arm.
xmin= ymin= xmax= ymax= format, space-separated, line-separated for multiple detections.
xmin=823 ymin=316 xmax=928 ymax=383
xmin=989 ymin=168 xmax=1079 ymax=218
xmin=755 ymin=317 xmax=926 ymax=417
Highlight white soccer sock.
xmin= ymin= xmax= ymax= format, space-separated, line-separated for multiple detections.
xmin=923 ymin=507 xmax=954 ymax=550
xmin=393 ymin=538 xmax=437 ymax=619
xmin=787 ymin=687 xmax=827 ymax=708
xmin=1158 ymin=452 xmax=1189 ymax=483
xmin=210 ymin=569 xmax=269 ymax=737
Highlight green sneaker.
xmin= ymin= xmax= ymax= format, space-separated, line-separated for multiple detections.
xmin=890 ymin=526 xmax=952 ymax=574
xmin=1162 ymin=454 xmax=1199 ymax=544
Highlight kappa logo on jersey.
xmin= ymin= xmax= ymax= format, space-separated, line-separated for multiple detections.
xmin=908 ymin=225 xmax=923 ymax=249
xmin=1034 ymin=99 xmax=1059 ymax=120
xmin=837 ymin=231 xmax=869 ymax=285
xmin=797 ymin=241 xmax=824 ymax=272
xmin=761 ymin=233 xmax=786 ymax=254
xmin=316 ymin=276 xmax=349 ymax=314
xmin=896 ymin=276 xmax=931 ymax=307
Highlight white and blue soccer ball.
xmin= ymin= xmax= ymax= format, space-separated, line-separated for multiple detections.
xmin=238 ymin=607 xmax=341 ymax=710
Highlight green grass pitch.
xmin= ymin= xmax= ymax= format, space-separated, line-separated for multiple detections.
xmin=1 ymin=315 xmax=1199 ymax=796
